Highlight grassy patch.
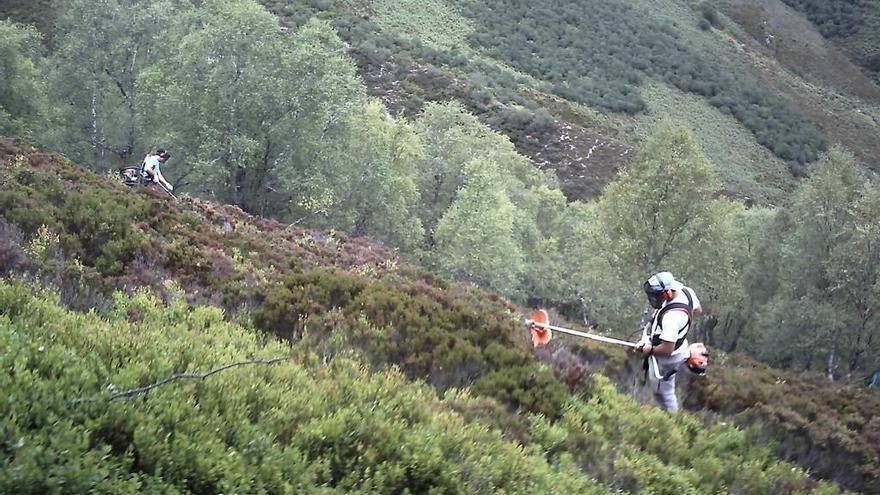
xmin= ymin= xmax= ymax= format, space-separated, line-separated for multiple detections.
xmin=457 ymin=0 xmax=826 ymax=164
xmin=370 ymin=0 xmax=475 ymax=50
xmin=616 ymin=80 xmax=795 ymax=204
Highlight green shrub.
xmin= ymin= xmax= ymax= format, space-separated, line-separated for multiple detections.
xmin=253 ymin=268 xmax=574 ymax=416
xmin=0 ymin=281 xmax=613 ymax=494
xmin=699 ymin=3 xmax=722 ymax=30
xmin=687 ymin=354 xmax=880 ymax=493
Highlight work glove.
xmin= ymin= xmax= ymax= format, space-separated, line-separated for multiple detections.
xmin=166 ymin=184 xmax=174 ymax=191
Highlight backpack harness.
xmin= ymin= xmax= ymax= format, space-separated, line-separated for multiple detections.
xmin=140 ymin=155 xmax=155 ymax=186
xmin=650 ymin=287 xmax=693 ymax=351
xmin=644 ymin=288 xmax=694 ymax=381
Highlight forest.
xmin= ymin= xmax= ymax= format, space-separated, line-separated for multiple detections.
xmin=2 ymin=138 xmax=873 ymax=493
xmin=1 ymin=0 xmax=879 ymax=492
xmin=2 ymin=0 xmax=877 ymax=377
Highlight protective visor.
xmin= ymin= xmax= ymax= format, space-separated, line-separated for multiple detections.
xmin=643 ymin=280 xmax=665 ymax=309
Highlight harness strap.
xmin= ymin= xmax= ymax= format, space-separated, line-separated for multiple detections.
xmin=650 ymin=288 xmax=693 ymax=350
xmin=645 ymin=354 xmax=679 ymax=383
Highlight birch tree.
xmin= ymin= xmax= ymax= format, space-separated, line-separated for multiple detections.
xmin=138 ymin=2 xmax=365 ymax=214
xmin=752 ymin=149 xmax=880 ymax=377
xmin=433 ymin=158 xmax=524 ymax=295
xmin=0 ymin=21 xmax=47 ymax=139
xmin=578 ymin=123 xmax=737 ymax=333
xmin=44 ymin=0 xmax=180 ymax=168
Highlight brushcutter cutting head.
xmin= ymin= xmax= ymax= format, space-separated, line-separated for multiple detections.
xmin=527 ymin=309 xmax=552 ymax=347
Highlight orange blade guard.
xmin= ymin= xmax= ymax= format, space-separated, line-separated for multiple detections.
xmin=528 ymin=309 xmax=552 ymax=347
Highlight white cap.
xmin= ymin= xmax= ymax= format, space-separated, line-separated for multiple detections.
xmin=647 ymin=271 xmax=683 ymax=291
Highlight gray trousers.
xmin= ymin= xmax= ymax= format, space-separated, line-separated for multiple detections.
xmin=648 ymin=353 xmax=688 ymax=412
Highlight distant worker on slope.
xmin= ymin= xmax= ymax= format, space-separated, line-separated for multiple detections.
xmin=637 ymin=271 xmax=702 ymax=412
xmin=141 ymin=148 xmax=173 ymax=192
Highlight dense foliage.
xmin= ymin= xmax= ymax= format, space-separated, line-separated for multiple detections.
xmin=0 ymin=21 xmax=46 ymax=139
xmin=717 ymin=150 xmax=880 ymax=377
xmin=1 ymin=139 xmax=877 ymax=493
xmin=0 ymin=0 xmax=55 ymax=40
xmin=690 ymin=354 xmax=880 ymax=494
xmin=570 ymin=124 xmax=739 ymax=334
xmin=0 ymin=275 xmax=841 ymax=493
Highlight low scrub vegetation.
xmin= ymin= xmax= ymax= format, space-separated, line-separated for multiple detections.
xmin=458 ymin=0 xmax=826 ymax=166
xmin=689 ymin=354 xmax=880 ymax=494
xmin=0 ymin=136 xmax=874 ymax=493
xmin=0 ymin=280 xmax=842 ymax=494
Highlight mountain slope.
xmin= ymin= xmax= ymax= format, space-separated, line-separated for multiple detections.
xmin=3 ymin=139 xmax=877 ymax=493
xmin=256 ymin=0 xmax=880 ymax=204
xmin=4 ymin=0 xmax=879 ymax=203
xmin=718 ymin=0 xmax=880 ymax=174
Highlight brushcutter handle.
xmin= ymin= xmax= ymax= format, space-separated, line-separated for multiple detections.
xmin=525 ymin=315 xmax=639 ymax=348
xmin=158 ymin=182 xmax=178 ymax=200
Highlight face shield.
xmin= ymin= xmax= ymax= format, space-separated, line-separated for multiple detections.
xmin=643 ymin=280 xmax=665 ymax=309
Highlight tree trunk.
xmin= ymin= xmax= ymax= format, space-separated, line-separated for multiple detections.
xmin=826 ymin=351 xmax=836 ymax=381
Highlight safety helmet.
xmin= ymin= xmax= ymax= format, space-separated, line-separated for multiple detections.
xmin=156 ymin=148 xmax=171 ymax=161
xmin=643 ymin=271 xmax=683 ymax=309
xmin=686 ymin=342 xmax=709 ymax=375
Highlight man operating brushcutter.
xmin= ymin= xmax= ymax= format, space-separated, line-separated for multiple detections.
xmin=637 ymin=271 xmax=702 ymax=412
xmin=141 ymin=148 xmax=174 ymax=194
xmin=525 ymin=271 xmax=710 ymax=411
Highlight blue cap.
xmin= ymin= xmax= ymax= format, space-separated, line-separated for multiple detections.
xmin=645 ymin=272 xmax=683 ymax=292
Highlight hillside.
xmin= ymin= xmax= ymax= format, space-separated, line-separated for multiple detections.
xmin=253 ymin=0 xmax=880 ymax=204
xmin=2 ymin=1 xmax=880 ymax=492
xmin=4 ymin=0 xmax=880 ymax=204
xmin=2 ymin=140 xmax=878 ymax=493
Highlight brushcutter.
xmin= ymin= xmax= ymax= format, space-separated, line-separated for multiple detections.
xmin=118 ymin=167 xmax=177 ymax=200
xmin=524 ymin=309 xmax=710 ymax=379
xmin=524 ymin=309 xmax=639 ymax=349
xmin=157 ymin=182 xmax=178 ymax=200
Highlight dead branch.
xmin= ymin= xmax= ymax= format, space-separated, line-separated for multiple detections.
xmin=67 ymin=357 xmax=292 ymax=404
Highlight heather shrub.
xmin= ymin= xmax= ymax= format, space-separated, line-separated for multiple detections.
xmin=252 ymin=267 xmax=573 ymax=415
xmin=0 ymin=159 xmax=151 ymax=278
xmin=688 ymin=354 xmax=880 ymax=493
xmin=0 ymin=281 xmax=612 ymax=494
xmin=543 ymin=375 xmax=840 ymax=494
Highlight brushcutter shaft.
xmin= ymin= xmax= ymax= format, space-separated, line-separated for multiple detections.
xmin=525 ymin=320 xmax=639 ymax=348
